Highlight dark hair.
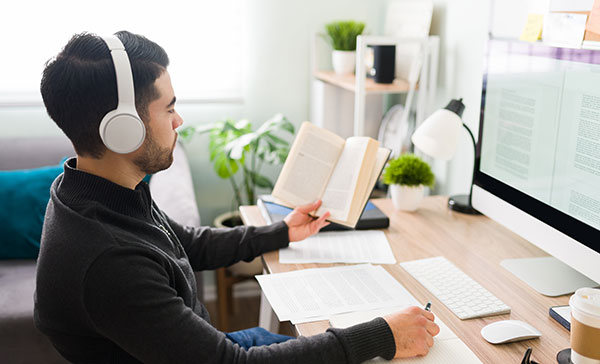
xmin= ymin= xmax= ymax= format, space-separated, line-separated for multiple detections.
xmin=40 ymin=31 xmax=169 ymax=158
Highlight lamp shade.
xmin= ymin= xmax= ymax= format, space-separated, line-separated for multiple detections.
xmin=411 ymin=101 xmax=464 ymax=160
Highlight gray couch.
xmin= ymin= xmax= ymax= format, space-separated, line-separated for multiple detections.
xmin=0 ymin=136 xmax=202 ymax=363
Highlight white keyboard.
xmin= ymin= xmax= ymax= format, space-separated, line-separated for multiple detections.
xmin=400 ymin=256 xmax=511 ymax=320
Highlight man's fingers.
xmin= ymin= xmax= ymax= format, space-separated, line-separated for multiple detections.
xmin=312 ymin=211 xmax=331 ymax=231
xmin=426 ymin=321 xmax=440 ymax=336
xmin=426 ymin=333 xmax=434 ymax=347
xmin=295 ymin=200 xmax=322 ymax=214
xmin=422 ymin=310 xmax=435 ymax=322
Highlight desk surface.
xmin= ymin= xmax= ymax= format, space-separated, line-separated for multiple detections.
xmin=239 ymin=196 xmax=571 ymax=364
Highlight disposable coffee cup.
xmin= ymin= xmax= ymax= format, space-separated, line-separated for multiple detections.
xmin=569 ymin=287 xmax=600 ymax=364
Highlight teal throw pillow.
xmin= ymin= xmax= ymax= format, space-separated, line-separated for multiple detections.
xmin=0 ymin=162 xmax=64 ymax=259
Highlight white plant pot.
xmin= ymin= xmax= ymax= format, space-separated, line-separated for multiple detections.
xmin=332 ymin=50 xmax=356 ymax=75
xmin=390 ymin=184 xmax=425 ymax=212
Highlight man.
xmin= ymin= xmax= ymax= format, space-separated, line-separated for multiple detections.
xmin=35 ymin=31 xmax=439 ymax=364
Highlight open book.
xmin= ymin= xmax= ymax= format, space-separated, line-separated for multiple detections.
xmin=272 ymin=122 xmax=391 ymax=227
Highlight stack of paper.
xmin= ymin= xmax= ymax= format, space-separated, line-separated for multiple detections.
xmin=256 ymin=264 xmax=416 ymax=324
xmin=279 ymin=230 xmax=396 ymax=264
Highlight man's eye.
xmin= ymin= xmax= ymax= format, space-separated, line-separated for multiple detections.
xmin=168 ymin=109 xmax=175 ymax=114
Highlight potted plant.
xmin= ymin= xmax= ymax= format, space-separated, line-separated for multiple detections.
xmin=382 ymin=154 xmax=434 ymax=211
xmin=324 ymin=20 xmax=366 ymax=75
xmin=179 ymin=114 xmax=295 ymax=226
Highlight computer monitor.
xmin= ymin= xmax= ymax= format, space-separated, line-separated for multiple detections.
xmin=472 ymin=38 xmax=600 ymax=296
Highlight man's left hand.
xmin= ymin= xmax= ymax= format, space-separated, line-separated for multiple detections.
xmin=283 ymin=200 xmax=330 ymax=242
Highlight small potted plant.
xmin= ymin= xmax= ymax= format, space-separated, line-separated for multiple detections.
xmin=324 ymin=20 xmax=365 ymax=75
xmin=179 ymin=114 xmax=295 ymax=226
xmin=382 ymin=154 xmax=434 ymax=211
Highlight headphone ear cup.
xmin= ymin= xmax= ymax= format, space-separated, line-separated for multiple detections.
xmin=99 ymin=111 xmax=146 ymax=154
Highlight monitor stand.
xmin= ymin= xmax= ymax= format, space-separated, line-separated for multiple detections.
xmin=501 ymin=257 xmax=599 ymax=297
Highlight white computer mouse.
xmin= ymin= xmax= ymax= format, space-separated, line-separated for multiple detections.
xmin=480 ymin=320 xmax=542 ymax=344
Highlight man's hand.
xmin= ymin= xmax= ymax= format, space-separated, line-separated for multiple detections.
xmin=383 ymin=306 xmax=440 ymax=358
xmin=283 ymin=200 xmax=330 ymax=242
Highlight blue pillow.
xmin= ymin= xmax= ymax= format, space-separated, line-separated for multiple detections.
xmin=0 ymin=162 xmax=64 ymax=259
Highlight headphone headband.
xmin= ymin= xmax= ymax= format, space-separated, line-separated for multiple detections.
xmin=100 ymin=35 xmax=137 ymax=114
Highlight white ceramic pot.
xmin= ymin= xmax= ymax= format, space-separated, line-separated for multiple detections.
xmin=332 ymin=50 xmax=356 ymax=75
xmin=213 ymin=211 xmax=243 ymax=228
xmin=390 ymin=184 xmax=425 ymax=211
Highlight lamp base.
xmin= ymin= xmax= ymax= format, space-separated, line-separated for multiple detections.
xmin=448 ymin=194 xmax=481 ymax=215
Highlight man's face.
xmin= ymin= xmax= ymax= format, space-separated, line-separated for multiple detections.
xmin=133 ymin=71 xmax=183 ymax=174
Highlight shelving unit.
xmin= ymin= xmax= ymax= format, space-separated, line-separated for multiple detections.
xmin=310 ymin=35 xmax=439 ymax=155
xmin=313 ymin=71 xmax=413 ymax=94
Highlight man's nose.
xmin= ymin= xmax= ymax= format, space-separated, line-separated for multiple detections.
xmin=174 ymin=113 xmax=184 ymax=129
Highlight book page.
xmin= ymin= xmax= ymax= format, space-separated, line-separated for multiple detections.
xmin=272 ymin=122 xmax=345 ymax=207
xmin=317 ymin=137 xmax=378 ymax=224
xmin=346 ymin=147 xmax=391 ymax=225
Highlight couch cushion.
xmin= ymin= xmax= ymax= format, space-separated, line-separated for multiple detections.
xmin=0 ymin=162 xmax=64 ymax=259
xmin=0 ymin=260 xmax=68 ymax=363
xmin=0 ymin=137 xmax=73 ymax=171
xmin=150 ymin=143 xmax=200 ymax=227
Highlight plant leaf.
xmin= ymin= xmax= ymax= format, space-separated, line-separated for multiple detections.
xmin=214 ymin=154 xmax=238 ymax=179
xmin=251 ymin=172 xmax=274 ymax=189
xmin=227 ymin=133 xmax=256 ymax=160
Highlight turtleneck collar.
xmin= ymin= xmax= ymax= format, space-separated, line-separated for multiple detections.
xmin=57 ymin=157 xmax=152 ymax=220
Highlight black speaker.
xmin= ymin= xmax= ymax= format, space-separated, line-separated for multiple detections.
xmin=372 ymin=45 xmax=396 ymax=84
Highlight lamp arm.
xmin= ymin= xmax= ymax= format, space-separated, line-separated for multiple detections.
xmin=462 ymin=122 xmax=477 ymax=206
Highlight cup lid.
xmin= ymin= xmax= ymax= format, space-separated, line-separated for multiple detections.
xmin=570 ymin=287 xmax=600 ymax=317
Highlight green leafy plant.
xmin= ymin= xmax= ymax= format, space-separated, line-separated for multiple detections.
xmin=179 ymin=114 xmax=295 ymax=208
xmin=382 ymin=154 xmax=435 ymax=188
xmin=324 ymin=20 xmax=366 ymax=51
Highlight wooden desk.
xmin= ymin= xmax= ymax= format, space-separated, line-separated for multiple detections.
xmin=239 ymin=196 xmax=571 ymax=363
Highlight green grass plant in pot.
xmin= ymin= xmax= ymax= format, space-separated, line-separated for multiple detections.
xmin=179 ymin=114 xmax=295 ymax=226
xmin=382 ymin=154 xmax=434 ymax=211
xmin=324 ymin=20 xmax=365 ymax=75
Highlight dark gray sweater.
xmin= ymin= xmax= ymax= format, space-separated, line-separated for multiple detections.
xmin=34 ymin=158 xmax=396 ymax=364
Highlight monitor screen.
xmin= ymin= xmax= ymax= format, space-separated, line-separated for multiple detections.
xmin=473 ymin=39 xmax=600 ymax=283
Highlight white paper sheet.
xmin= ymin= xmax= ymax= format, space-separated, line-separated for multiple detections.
xmin=543 ymin=12 xmax=588 ymax=48
xmin=330 ymin=307 xmax=483 ymax=364
xmin=279 ymin=230 xmax=396 ymax=264
xmin=255 ymin=264 xmax=414 ymax=322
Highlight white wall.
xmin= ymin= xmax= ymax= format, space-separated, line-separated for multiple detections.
xmin=0 ymin=0 xmax=388 ymax=225
xmin=427 ymin=0 xmax=533 ymax=197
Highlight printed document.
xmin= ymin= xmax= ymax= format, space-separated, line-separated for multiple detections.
xmin=279 ymin=230 xmax=396 ymax=264
xmin=255 ymin=264 xmax=414 ymax=322
xmin=330 ymin=307 xmax=483 ymax=364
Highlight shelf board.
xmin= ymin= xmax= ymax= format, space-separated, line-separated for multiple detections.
xmin=314 ymin=71 xmax=413 ymax=94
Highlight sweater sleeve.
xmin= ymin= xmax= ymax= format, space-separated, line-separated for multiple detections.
xmin=165 ymin=214 xmax=290 ymax=271
xmin=83 ymin=247 xmax=396 ymax=364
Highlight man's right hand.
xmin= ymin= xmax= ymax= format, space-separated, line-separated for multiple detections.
xmin=383 ymin=306 xmax=440 ymax=358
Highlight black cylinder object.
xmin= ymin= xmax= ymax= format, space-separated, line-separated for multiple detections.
xmin=372 ymin=45 xmax=396 ymax=84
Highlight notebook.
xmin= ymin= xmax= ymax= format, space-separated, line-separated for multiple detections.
xmin=257 ymin=195 xmax=390 ymax=231
xmin=329 ymin=307 xmax=483 ymax=364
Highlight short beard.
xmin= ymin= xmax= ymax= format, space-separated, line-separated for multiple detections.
xmin=133 ymin=129 xmax=176 ymax=175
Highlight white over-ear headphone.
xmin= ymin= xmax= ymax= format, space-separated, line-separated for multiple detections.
xmin=98 ymin=35 xmax=145 ymax=154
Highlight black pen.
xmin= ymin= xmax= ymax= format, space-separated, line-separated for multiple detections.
xmin=424 ymin=301 xmax=432 ymax=312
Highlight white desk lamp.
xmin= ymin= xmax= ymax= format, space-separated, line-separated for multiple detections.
xmin=411 ymin=98 xmax=480 ymax=214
